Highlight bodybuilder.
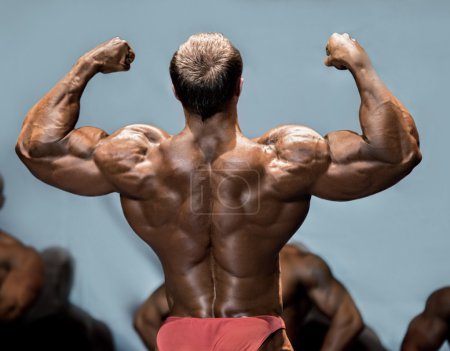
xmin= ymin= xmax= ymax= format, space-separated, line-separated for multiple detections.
xmin=0 ymin=176 xmax=113 ymax=350
xmin=0 ymin=175 xmax=44 ymax=322
xmin=16 ymin=32 xmax=421 ymax=350
xmin=401 ymin=287 xmax=450 ymax=351
xmin=134 ymin=243 xmax=387 ymax=351
xmin=279 ymin=244 xmax=386 ymax=351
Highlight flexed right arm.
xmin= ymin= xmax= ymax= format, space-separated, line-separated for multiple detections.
xmin=311 ymin=33 xmax=421 ymax=200
xmin=16 ymin=38 xmax=135 ymax=196
xmin=259 ymin=33 xmax=421 ymax=201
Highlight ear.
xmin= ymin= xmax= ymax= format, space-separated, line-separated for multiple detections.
xmin=236 ymin=77 xmax=244 ymax=97
xmin=172 ymin=84 xmax=180 ymax=101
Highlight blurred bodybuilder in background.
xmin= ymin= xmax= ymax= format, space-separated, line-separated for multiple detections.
xmin=0 ymin=175 xmax=114 ymax=350
xmin=0 ymin=174 xmax=44 ymax=322
xmin=401 ymin=287 xmax=450 ymax=351
xmin=134 ymin=243 xmax=387 ymax=351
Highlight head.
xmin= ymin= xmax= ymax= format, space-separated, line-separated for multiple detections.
xmin=0 ymin=174 xmax=4 ymax=210
xmin=170 ymin=33 xmax=243 ymax=120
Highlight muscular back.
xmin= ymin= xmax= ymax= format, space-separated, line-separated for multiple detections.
xmin=16 ymin=34 xmax=421 ymax=322
xmin=94 ymin=125 xmax=327 ymax=317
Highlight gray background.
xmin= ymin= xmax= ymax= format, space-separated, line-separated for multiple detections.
xmin=0 ymin=0 xmax=448 ymax=350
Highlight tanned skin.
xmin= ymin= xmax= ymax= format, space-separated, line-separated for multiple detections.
xmin=0 ymin=176 xmax=44 ymax=322
xmin=280 ymin=244 xmax=363 ymax=351
xmin=134 ymin=244 xmax=386 ymax=351
xmin=279 ymin=244 xmax=386 ymax=351
xmin=0 ymin=231 xmax=44 ymax=322
xmin=16 ymin=33 xmax=421 ymax=350
xmin=401 ymin=287 xmax=450 ymax=351
xmin=0 ymin=177 xmax=113 ymax=349
xmin=134 ymin=285 xmax=169 ymax=350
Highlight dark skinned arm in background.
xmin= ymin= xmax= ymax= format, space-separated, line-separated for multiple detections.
xmin=296 ymin=252 xmax=363 ymax=351
xmin=401 ymin=287 xmax=450 ymax=351
xmin=134 ymin=285 xmax=169 ymax=351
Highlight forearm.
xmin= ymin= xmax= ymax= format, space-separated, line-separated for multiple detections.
xmin=351 ymin=63 xmax=421 ymax=164
xmin=320 ymin=306 xmax=363 ymax=351
xmin=135 ymin=317 xmax=160 ymax=350
xmin=144 ymin=326 xmax=159 ymax=351
xmin=17 ymin=56 xmax=98 ymax=157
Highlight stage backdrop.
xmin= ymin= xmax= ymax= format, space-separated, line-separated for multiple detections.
xmin=0 ymin=0 xmax=448 ymax=350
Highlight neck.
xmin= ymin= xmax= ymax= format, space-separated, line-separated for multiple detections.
xmin=183 ymin=105 xmax=241 ymax=161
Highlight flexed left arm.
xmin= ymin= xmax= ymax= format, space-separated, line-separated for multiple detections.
xmin=16 ymin=37 xmax=135 ymax=196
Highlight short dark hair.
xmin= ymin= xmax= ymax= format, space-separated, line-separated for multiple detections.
xmin=170 ymin=33 xmax=243 ymax=120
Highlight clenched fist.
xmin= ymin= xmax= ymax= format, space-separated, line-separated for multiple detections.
xmin=324 ymin=33 xmax=370 ymax=71
xmin=83 ymin=37 xmax=135 ymax=74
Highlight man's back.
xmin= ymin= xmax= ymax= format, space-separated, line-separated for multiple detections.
xmin=134 ymin=243 xmax=388 ymax=351
xmin=16 ymin=33 xmax=421 ymax=350
xmin=102 ymin=126 xmax=318 ymax=317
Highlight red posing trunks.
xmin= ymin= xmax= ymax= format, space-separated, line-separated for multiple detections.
xmin=157 ymin=315 xmax=285 ymax=351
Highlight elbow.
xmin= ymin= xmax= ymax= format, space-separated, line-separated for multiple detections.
xmin=15 ymin=138 xmax=37 ymax=161
xmin=16 ymin=138 xmax=51 ymax=161
xmin=382 ymin=143 xmax=422 ymax=174
xmin=340 ymin=308 xmax=364 ymax=337
xmin=400 ymin=146 xmax=422 ymax=173
xmin=15 ymin=138 xmax=29 ymax=160
xmin=133 ymin=308 xmax=145 ymax=334
xmin=402 ymin=126 xmax=422 ymax=169
xmin=350 ymin=313 xmax=364 ymax=336
xmin=410 ymin=147 xmax=422 ymax=168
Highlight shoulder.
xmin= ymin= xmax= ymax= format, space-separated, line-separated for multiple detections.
xmin=281 ymin=244 xmax=332 ymax=288
xmin=257 ymin=124 xmax=330 ymax=171
xmin=425 ymin=287 xmax=450 ymax=318
xmin=102 ymin=124 xmax=170 ymax=145
xmin=94 ymin=124 xmax=170 ymax=163
xmin=0 ymin=230 xmax=21 ymax=245
xmin=93 ymin=124 xmax=171 ymax=198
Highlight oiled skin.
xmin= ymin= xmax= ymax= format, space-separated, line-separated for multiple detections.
xmin=135 ymin=244 xmax=387 ymax=351
xmin=280 ymin=244 xmax=363 ymax=351
xmin=401 ymin=287 xmax=450 ymax=351
xmin=16 ymin=34 xmax=421 ymax=350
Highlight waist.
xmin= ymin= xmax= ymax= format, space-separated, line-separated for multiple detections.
xmin=166 ymin=315 xmax=283 ymax=321
xmin=162 ymin=315 xmax=286 ymax=331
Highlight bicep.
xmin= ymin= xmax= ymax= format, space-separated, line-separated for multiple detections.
xmin=311 ymin=130 xmax=410 ymax=201
xmin=17 ymin=126 xmax=115 ymax=196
